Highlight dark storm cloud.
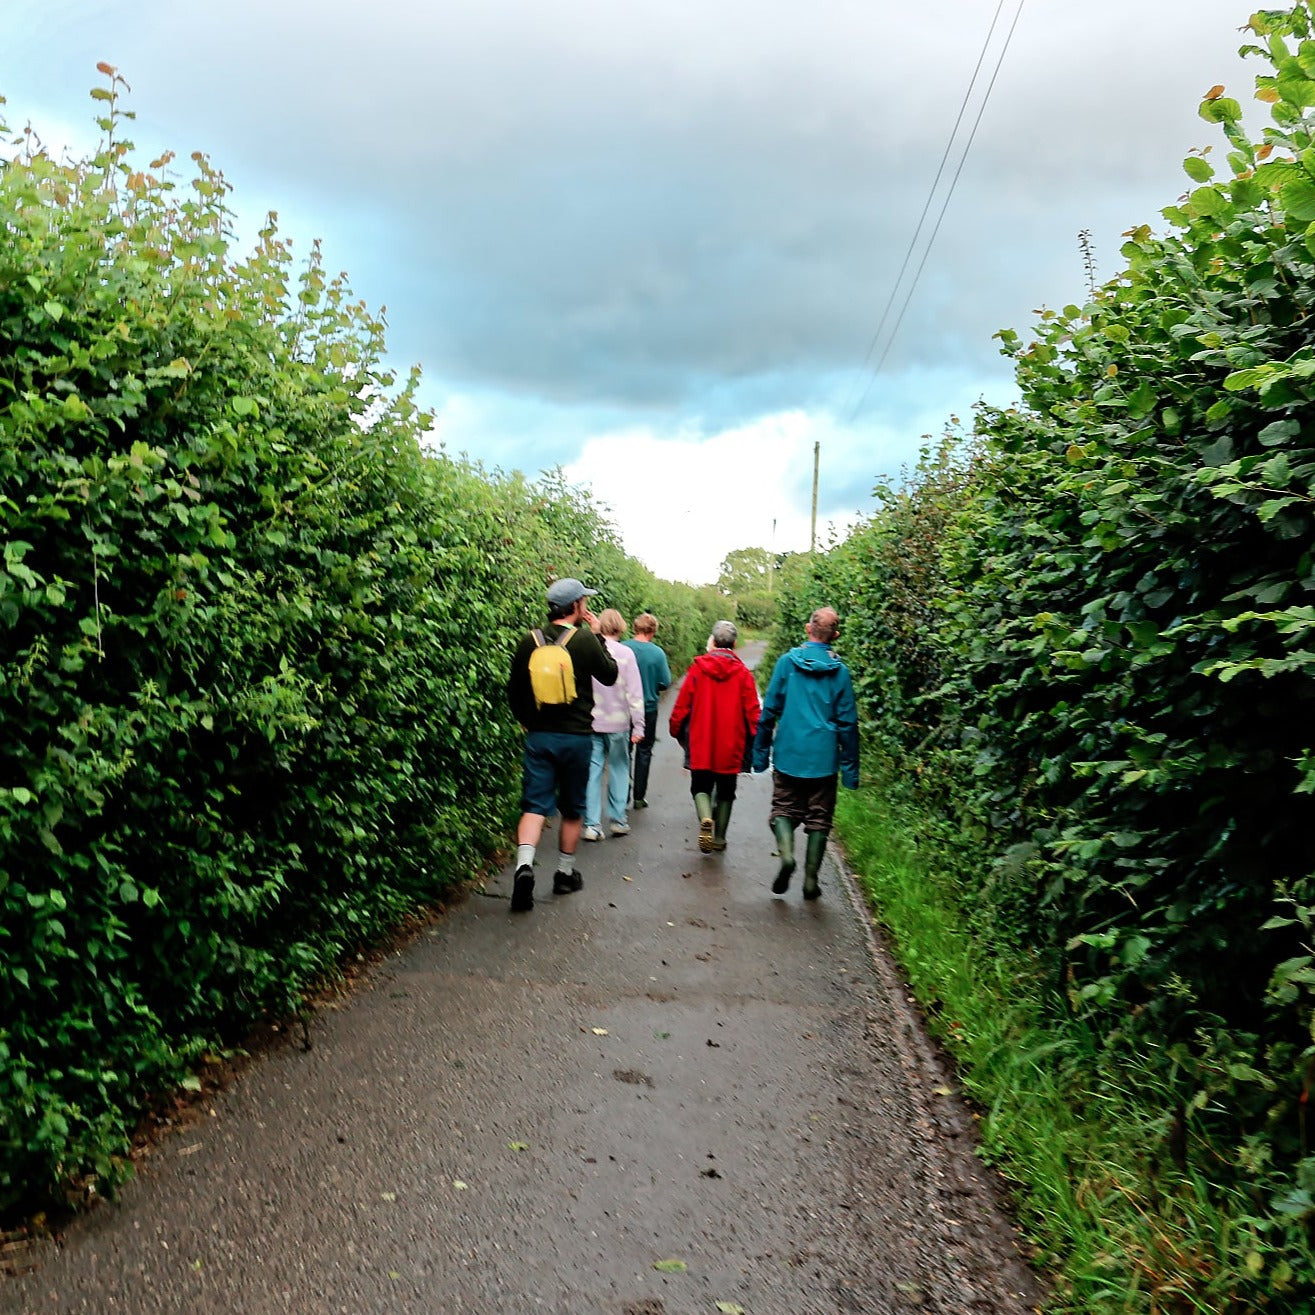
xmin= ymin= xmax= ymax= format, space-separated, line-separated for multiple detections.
xmin=5 ymin=0 xmax=1263 ymax=578
xmin=10 ymin=0 xmax=1257 ymax=417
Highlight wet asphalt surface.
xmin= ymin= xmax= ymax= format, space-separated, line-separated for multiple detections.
xmin=4 ymin=644 xmax=1045 ymax=1315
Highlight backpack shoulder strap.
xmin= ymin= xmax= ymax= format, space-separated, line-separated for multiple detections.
xmin=531 ymin=628 xmax=546 ymax=647
xmin=554 ymin=627 xmax=574 ymax=648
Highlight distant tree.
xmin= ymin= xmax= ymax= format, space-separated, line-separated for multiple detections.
xmin=775 ymin=551 xmax=812 ymax=596
xmin=734 ymin=593 xmax=777 ymax=630
xmin=716 ymin=547 xmax=775 ymax=597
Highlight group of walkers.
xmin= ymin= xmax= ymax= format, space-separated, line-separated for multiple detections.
xmin=505 ymin=577 xmax=860 ymax=913
xmin=578 ymin=607 xmax=672 ymax=841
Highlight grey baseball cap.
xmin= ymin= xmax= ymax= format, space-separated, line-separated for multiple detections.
xmin=546 ymin=577 xmax=598 ymax=607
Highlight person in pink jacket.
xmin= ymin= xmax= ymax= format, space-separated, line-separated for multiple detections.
xmin=583 ymin=609 xmax=646 ymax=840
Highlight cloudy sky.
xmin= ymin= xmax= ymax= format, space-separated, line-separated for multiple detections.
xmin=5 ymin=1 xmax=1262 ymax=583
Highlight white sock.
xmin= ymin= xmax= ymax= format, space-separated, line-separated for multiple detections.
xmin=517 ymin=844 xmax=536 ymax=869
xmin=557 ymin=851 xmax=576 ymax=874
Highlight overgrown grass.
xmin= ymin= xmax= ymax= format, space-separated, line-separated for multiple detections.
xmin=833 ymin=767 xmax=1302 ymax=1314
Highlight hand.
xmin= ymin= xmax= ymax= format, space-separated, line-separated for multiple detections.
xmin=631 ymin=733 xmax=643 ymax=744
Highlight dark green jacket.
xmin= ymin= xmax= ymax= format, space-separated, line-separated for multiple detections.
xmin=507 ymin=623 xmax=619 ymax=734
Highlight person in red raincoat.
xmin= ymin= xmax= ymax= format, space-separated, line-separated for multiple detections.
xmin=668 ymin=620 xmax=762 ymax=853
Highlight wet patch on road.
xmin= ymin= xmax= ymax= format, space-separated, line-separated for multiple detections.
xmin=612 ymin=1069 xmax=654 ymax=1088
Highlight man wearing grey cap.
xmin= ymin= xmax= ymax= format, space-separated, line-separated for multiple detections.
xmin=506 ymin=578 xmax=619 ymax=912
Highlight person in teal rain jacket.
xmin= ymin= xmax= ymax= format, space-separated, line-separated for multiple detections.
xmin=751 ymin=606 xmax=860 ymax=900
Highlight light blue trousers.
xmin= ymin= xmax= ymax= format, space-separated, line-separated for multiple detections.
xmin=586 ymin=730 xmax=631 ymax=829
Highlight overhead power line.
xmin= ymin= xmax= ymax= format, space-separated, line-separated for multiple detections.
xmin=838 ymin=0 xmax=1007 ymax=421
xmin=843 ymin=0 xmax=1026 ymax=425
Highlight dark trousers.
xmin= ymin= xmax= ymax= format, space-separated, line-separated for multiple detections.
xmin=631 ymin=706 xmax=659 ymax=801
xmin=689 ymin=770 xmax=738 ymax=804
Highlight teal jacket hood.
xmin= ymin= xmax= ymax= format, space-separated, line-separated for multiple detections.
xmin=784 ymin=642 xmax=844 ymax=674
xmin=751 ymin=641 xmax=860 ymax=786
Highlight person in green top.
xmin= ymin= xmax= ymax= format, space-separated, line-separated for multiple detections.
xmin=506 ymin=578 xmax=618 ymax=912
xmin=621 ymin=612 xmax=672 ymax=808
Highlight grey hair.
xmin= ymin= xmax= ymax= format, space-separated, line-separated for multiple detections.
xmin=710 ymin=620 xmax=738 ymax=649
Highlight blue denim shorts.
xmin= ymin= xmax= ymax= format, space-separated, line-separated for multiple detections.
xmin=521 ymin=731 xmax=592 ymax=819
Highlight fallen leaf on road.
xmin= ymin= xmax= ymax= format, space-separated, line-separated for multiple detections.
xmin=508 ymin=1141 xmax=529 ymax=1152
xmin=452 ymin=1180 xmax=468 ymax=1190
xmin=622 ymin=875 xmax=634 ymax=881
xmin=932 ymin=1085 xmax=953 ymax=1096
xmin=591 ymin=1027 xmax=609 ymax=1036
xmin=653 ymin=1258 xmax=687 ymax=1273
xmin=715 ymin=1303 xmax=746 ymax=1313
xmin=380 ymin=1192 xmax=397 ymax=1202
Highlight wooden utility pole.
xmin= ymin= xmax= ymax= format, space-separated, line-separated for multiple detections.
xmin=810 ymin=441 xmax=819 ymax=553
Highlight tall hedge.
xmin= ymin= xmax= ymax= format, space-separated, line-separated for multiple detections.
xmin=949 ymin=1 xmax=1315 ymax=1165
xmin=0 ymin=75 xmax=708 ymax=1213
xmin=782 ymin=4 xmax=1315 ymax=1295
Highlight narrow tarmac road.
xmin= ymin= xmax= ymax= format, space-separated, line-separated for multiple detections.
xmin=5 ymin=643 xmax=1045 ymax=1315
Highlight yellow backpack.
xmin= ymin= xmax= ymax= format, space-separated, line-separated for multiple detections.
xmin=528 ymin=626 xmax=577 ymax=707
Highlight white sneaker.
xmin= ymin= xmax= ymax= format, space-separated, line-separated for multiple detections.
xmin=610 ymin=822 xmax=631 ymax=836
xmin=581 ymin=826 xmax=603 ymax=842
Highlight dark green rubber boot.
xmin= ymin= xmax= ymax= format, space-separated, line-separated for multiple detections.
xmin=802 ymin=830 xmax=828 ymax=900
xmin=711 ymin=800 xmax=733 ymax=851
xmin=771 ymin=816 xmax=796 ymax=894
xmin=695 ymin=792 xmax=715 ymax=852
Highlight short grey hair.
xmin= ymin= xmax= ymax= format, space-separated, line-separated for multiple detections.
xmin=710 ymin=620 xmax=738 ymax=649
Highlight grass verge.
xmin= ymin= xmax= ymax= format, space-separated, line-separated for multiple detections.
xmin=833 ymin=771 xmax=1302 ymax=1314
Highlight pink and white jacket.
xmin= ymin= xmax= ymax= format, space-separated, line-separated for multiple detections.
xmin=592 ymin=637 xmax=645 ymax=737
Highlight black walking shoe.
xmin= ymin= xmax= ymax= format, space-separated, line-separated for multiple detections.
xmin=552 ymin=869 xmax=584 ymax=895
xmin=633 ymin=798 xmax=648 ymax=809
xmin=510 ymin=864 xmax=535 ymax=912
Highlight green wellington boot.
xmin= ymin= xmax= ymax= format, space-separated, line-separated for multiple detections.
xmin=802 ymin=830 xmax=828 ymax=900
xmin=695 ymin=792 xmax=715 ymax=852
xmin=710 ymin=800 xmax=733 ymax=851
xmin=771 ymin=816 xmax=796 ymax=893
